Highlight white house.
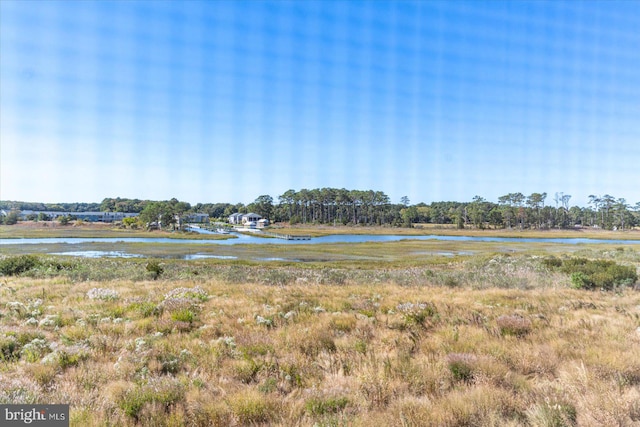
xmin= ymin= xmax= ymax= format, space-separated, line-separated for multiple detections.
xmin=228 ymin=212 xmax=263 ymax=225
xmin=242 ymin=213 xmax=262 ymax=225
xmin=228 ymin=213 xmax=244 ymax=224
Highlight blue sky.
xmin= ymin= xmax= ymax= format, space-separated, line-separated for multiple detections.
xmin=1 ymin=0 xmax=639 ymax=207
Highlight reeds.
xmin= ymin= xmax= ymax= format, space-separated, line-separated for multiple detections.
xmin=1 ymin=250 xmax=639 ymax=425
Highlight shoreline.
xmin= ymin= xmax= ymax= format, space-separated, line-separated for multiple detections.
xmin=2 ymin=222 xmax=640 ymax=241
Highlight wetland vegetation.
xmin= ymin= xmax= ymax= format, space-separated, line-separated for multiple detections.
xmin=1 ymin=238 xmax=639 ymax=426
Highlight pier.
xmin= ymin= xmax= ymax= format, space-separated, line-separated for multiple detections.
xmin=260 ymin=231 xmax=311 ymax=240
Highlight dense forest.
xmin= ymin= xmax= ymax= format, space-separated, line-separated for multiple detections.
xmin=0 ymin=201 xmax=103 ymax=212
xmin=2 ymin=190 xmax=640 ymax=230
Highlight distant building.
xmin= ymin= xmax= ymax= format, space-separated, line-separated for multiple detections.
xmin=242 ymin=213 xmax=262 ymax=224
xmin=183 ymin=213 xmax=209 ymax=223
xmin=228 ymin=213 xmax=244 ymax=224
xmin=228 ymin=212 xmax=263 ymax=226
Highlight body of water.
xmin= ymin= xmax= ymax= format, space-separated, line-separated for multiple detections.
xmin=2 ymin=234 xmax=640 ymax=246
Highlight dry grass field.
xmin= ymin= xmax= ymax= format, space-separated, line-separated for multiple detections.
xmin=269 ymin=223 xmax=640 ymax=240
xmin=1 ymin=247 xmax=639 ymax=426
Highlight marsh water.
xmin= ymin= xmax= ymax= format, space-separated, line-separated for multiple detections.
xmin=2 ymin=233 xmax=640 ymax=246
xmin=2 ymin=231 xmax=639 ymax=261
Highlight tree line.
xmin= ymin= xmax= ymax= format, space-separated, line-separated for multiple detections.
xmin=244 ymin=189 xmax=640 ymax=231
xmin=2 ymin=190 xmax=640 ymax=230
xmin=0 ymin=201 xmax=102 ymax=212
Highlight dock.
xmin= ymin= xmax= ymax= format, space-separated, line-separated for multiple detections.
xmin=261 ymin=231 xmax=311 ymax=240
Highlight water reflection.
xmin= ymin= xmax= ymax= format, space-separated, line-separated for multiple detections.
xmin=4 ymin=234 xmax=640 ymax=246
xmin=51 ymin=251 xmax=144 ymax=258
xmin=183 ymin=254 xmax=237 ymax=260
xmin=48 ymin=251 xmax=300 ymax=261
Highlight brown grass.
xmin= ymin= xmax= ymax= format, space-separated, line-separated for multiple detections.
xmin=270 ymin=223 xmax=640 ymax=240
xmin=1 ymin=270 xmax=639 ymax=426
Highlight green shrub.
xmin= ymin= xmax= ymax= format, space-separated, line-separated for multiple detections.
xmin=570 ymin=272 xmax=590 ymax=289
xmin=305 ymin=396 xmax=349 ymax=416
xmin=545 ymin=257 xmax=637 ymax=290
xmin=228 ymin=391 xmax=276 ymax=424
xmin=44 ymin=259 xmax=77 ymax=272
xmin=3 ymin=211 xmax=19 ymax=225
xmin=20 ymin=338 xmax=50 ymax=362
xmin=354 ymin=340 xmax=367 ymax=354
xmin=119 ymin=389 xmax=152 ymax=420
xmin=119 ymin=381 xmax=184 ymax=421
xmin=0 ymin=255 xmax=40 ymax=276
xmin=171 ymin=309 xmax=196 ymax=323
xmin=58 ymin=351 xmax=86 ymax=370
xmin=258 ymin=377 xmax=278 ymax=394
xmin=0 ymin=336 xmax=20 ymax=361
xmin=233 ymin=359 xmax=261 ymax=384
xmin=157 ymin=353 xmax=182 ymax=375
xmin=542 ymin=256 xmax=563 ymax=268
xmin=447 ymin=353 xmax=477 ymax=383
xmin=11 ymin=332 xmax=46 ymax=346
xmin=146 ymin=261 xmax=164 ymax=280
xmin=128 ymin=301 xmax=160 ymax=318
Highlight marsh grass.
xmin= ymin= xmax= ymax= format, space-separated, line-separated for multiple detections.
xmin=0 ymin=223 xmax=234 ymax=240
xmin=0 ymin=249 xmax=639 ymax=425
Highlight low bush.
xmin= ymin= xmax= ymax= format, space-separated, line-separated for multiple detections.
xmin=0 ymin=336 xmax=20 ymax=361
xmin=526 ymin=400 xmax=577 ymax=426
xmin=146 ymin=261 xmax=164 ymax=280
xmin=128 ymin=301 xmax=160 ymax=318
xmin=305 ymin=396 xmax=349 ymax=416
xmin=0 ymin=255 xmax=40 ymax=276
xmin=20 ymin=338 xmax=50 ymax=362
xmin=164 ymin=286 xmax=208 ymax=301
xmin=396 ymin=301 xmax=438 ymax=328
xmin=227 ymin=390 xmax=277 ymax=424
xmin=447 ymin=353 xmax=478 ymax=383
xmin=57 ymin=350 xmax=87 ymax=370
xmin=541 ymin=256 xmax=563 ymax=268
xmin=119 ymin=380 xmax=185 ymax=421
xmin=497 ymin=314 xmax=532 ymax=338
xmin=171 ymin=309 xmax=196 ymax=323
xmin=543 ymin=257 xmax=637 ymax=290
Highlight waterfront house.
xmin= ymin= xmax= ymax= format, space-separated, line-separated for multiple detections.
xmin=242 ymin=213 xmax=262 ymax=225
xmin=228 ymin=213 xmax=244 ymax=224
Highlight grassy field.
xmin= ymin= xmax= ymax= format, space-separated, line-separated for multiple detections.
xmin=1 ymin=245 xmax=639 ymax=426
xmin=269 ymin=223 xmax=640 ymax=240
xmin=1 ymin=238 xmax=637 ymax=265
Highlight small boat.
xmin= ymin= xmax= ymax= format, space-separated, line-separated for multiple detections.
xmin=216 ymin=228 xmax=230 ymax=234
